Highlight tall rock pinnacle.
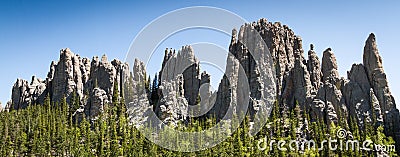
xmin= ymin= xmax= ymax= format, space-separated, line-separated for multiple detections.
xmin=363 ymin=33 xmax=383 ymax=82
xmin=322 ymin=48 xmax=340 ymax=83
xmin=362 ymin=33 xmax=399 ymax=147
xmin=126 ymin=59 xmax=152 ymax=126
xmin=51 ymin=48 xmax=87 ymax=103
xmin=363 ymin=33 xmax=396 ymax=112
xmin=159 ymin=46 xmax=200 ymax=106
xmin=307 ymin=44 xmax=322 ymax=90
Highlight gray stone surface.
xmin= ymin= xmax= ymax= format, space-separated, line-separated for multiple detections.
xmin=322 ymin=48 xmax=340 ymax=84
xmin=10 ymin=48 xmax=130 ymax=120
xmin=209 ymin=52 xmax=240 ymax=120
xmin=160 ymin=46 xmax=200 ymax=106
xmin=126 ymin=59 xmax=152 ymax=126
xmin=282 ymin=55 xmax=313 ymax=109
xmin=12 ymin=76 xmax=47 ymax=109
xmin=252 ymin=19 xmax=299 ymax=104
xmin=363 ymin=33 xmax=399 ymax=149
xmin=307 ymin=44 xmax=322 ymax=90
xmin=51 ymin=48 xmax=86 ymax=103
xmin=211 ymin=20 xmax=276 ymax=124
xmin=87 ymin=88 xmax=108 ymax=120
xmin=157 ymin=74 xmax=189 ymax=126
xmin=342 ymin=64 xmax=383 ymax=127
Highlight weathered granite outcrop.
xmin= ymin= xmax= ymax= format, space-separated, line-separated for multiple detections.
xmin=126 ymin=59 xmax=152 ymax=126
xmin=209 ymin=52 xmax=240 ymax=120
xmin=342 ymin=64 xmax=383 ymax=127
xmin=50 ymin=48 xmax=89 ymax=103
xmin=10 ymin=48 xmax=131 ymax=120
xmin=317 ymin=48 xmax=348 ymax=124
xmin=208 ymin=19 xmax=398 ymax=142
xmin=87 ymin=88 xmax=108 ymax=120
xmin=159 ymin=47 xmax=200 ymax=106
xmin=307 ymin=44 xmax=322 ymax=91
xmin=198 ymin=72 xmax=215 ymax=117
xmin=157 ymin=74 xmax=189 ymax=126
xmin=7 ymin=19 xmax=400 ymax=152
xmin=87 ymin=55 xmax=130 ymax=103
xmin=322 ymin=48 xmax=340 ymax=84
xmin=281 ymin=52 xmax=313 ymax=109
xmin=11 ymin=76 xmax=47 ymax=109
xmin=363 ymin=33 xmax=400 ymax=148
xmin=210 ymin=21 xmax=276 ymax=124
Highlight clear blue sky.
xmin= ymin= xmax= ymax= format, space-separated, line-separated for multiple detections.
xmin=1 ymin=0 xmax=399 ymax=108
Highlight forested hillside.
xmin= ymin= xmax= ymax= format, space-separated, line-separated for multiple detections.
xmin=0 ymin=90 xmax=396 ymax=156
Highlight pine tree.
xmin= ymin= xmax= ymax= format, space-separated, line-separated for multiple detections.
xmin=151 ymin=74 xmax=159 ymax=103
xmin=80 ymin=116 xmax=91 ymax=156
xmin=145 ymin=75 xmax=151 ymax=93
xmin=70 ymin=91 xmax=80 ymax=115
xmin=112 ymin=79 xmax=120 ymax=117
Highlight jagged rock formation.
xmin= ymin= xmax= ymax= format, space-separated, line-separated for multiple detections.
xmin=342 ymin=64 xmax=384 ymax=126
xmin=159 ymin=46 xmax=200 ymax=106
xmin=281 ymin=51 xmax=313 ymax=109
xmin=321 ymin=48 xmax=340 ymax=83
xmin=10 ymin=48 xmax=131 ymax=120
xmin=126 ymin=59 xmax=152 ymax=126
xmin=157 ymin=74 xmax=189 ymax=126
xmin=206 ymin=19 xmax=398 ymax=148
xmin=11 ymin=76 xmax=47 ymax=109
xmin=50 ymin=48 xmax=89 ymax=103
xmin=7 ymin=18 xmax=400 ymax=153
xmin=88 ymin=88 xmax=109 ymax=120
xmin=198 ymin=72 xmax=215 ymax=117
xmin=307 ymin=44 xmax=322 ymax=90
xmin=209 ymin=52 xmax=241 ymax=120
xmin=363 ymin=33 xmax=400 ymax=145
xmin=311 ymin=48 xmax=348 ymax=125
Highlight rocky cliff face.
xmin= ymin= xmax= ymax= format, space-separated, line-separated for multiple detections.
xmin=209 ymin=23 xmax=276 ymax=124
xmin=362 ymin=34 xmax=400 ymax=142
xmin=126 ymin=59 xmax=152 ymax=126
xmin=159 ymin=46 xmax=200 ymax=107
xmin=8 ymin=18 xmax=400 ymax=152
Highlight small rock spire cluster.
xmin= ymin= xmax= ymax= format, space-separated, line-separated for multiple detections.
xmin=10 ymin=48 xmax=131 ymax=120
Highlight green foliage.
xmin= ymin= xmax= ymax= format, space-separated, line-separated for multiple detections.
xmin=0 ymin=98 xmax=398 ymax=156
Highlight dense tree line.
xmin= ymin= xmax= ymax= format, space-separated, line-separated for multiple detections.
xmin=0 ymin=84 xmax=397 ymax=156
